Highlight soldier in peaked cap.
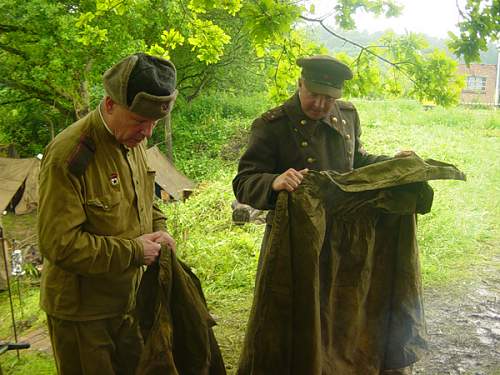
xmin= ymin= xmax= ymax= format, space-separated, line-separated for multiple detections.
xmin=233 ymin=53 xmax=391 ymax=210
xmin=233 ymin=54 xmax=415 ymax=374
xmin=38 ymin=53 xmax=178 ymax=374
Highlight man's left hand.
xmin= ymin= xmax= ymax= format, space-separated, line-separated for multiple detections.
xmin=394 ymin=150 xmax=415 ymax=158
xmin=149 ymin=231 xmax=177 ymax=251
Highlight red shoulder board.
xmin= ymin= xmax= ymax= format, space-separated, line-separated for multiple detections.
xmin=67 ymin=135 xmax=96 ymax=176
xmin=261 ymin=106 xmax=285 ymax=122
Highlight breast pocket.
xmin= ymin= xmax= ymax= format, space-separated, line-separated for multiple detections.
xmin=85 ymin=191 xmax=123 ymax=235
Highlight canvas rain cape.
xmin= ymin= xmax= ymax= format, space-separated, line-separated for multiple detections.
xmin=136 ymin=247 xmax=226 ymax=375
xmin=238 ymin=155 xmax=466 ymax=375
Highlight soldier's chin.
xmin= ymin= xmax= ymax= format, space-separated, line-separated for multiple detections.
xmin=125 ymin=138 xmax=143 ymax=147
xmin=306 ymin=110 xmax=325 ymax=120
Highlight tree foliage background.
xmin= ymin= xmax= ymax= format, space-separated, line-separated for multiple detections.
xmin=0 ymin=0 xmax=497 ymax=156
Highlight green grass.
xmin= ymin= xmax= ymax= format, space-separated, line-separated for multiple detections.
xmin=354 ymin=99 xmax=500 ymax=284
xmin=1 ymin=98 xmax=499 ymax=373
xmin=0 ymin=281 xmax=44 ymax=339
xmin=0 ymin=351 xmax=55 ymax=375
xmin=0 ymin=279 xmax=53 ymax=374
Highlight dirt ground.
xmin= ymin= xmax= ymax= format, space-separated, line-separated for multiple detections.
xmin=414 ymin=257 xmax=500 ymax=375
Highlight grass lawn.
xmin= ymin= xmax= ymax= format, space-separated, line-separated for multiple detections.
xmin=0 ymin=100 xmax=498 ymax=374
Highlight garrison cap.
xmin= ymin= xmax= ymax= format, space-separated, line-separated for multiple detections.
xmin=103 ymin=53 xmax=178 ymax=120
xmin=297 ymin=55 xmax=353 ymax=99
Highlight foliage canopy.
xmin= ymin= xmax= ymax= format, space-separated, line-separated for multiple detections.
xmin=0 ymin=0 xmax=493 ymax=154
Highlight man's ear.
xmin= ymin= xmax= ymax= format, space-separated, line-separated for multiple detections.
xmin=103 ymin=96 xmax=115 ymax=114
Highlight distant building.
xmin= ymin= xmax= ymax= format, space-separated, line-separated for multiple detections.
xmin=457 ymin=63 xmax=499 ymax=106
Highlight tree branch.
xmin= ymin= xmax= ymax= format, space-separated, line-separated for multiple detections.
xmin=455 ymin=0 xmax=469 ymax=22
xmin=0 ymin=78 xmax=73 ymax=118
xmin=177 ymin=71 xmax=207 ymax=86
xmin=0 ymin=43 xmax=28 ymax=59
xmin=186 ymin=74 xmax=212 ymax=102
xmin=0 ymin=24 xmax=32 ymax=33
xmin=0 ymin=97 xmax=33 ymax=106
xmin=299 ymin=15 xmax=417 ymax=85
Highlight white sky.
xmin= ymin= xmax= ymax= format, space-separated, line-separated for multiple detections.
xmin=312 ymin=0 xmax=468 ymax=39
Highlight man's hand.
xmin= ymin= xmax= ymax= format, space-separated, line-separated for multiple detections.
xmin=136 ymin=233 xmax=162 ymax=265
xmin=147 ymin=231 xmax=176 ymax=252
xmin=394 ymin=150 xmax=415 ymax=158
xmin=272 ymin=168 xmax=309 ymax=192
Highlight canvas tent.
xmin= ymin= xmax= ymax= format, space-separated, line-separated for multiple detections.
xmin=0 ymin=148 xmax=193 ymax=214
xmin=146 ymin=146 xmax=196 ymax=201
xmin=0 ymin=157 xmax=40 ymax=215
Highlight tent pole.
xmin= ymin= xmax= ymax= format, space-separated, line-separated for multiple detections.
xmin=0 ymin=226 xmax=20 ymax=359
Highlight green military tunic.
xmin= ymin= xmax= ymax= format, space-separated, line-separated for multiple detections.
xmin=233 ymin=93 xmax=388 ymax=210
xmin=38 ymin=108 xmax=166 ymax=321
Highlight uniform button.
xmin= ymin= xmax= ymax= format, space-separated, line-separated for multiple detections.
xmin=345 ymin=134 xmax=351 ymax=140
xmin=300 ymin=119 xmax=307 ymax=125
xmin=331 ymin=116 xmax=338 ymax=123
xmin=347 ymin=150 xmax=352 ymax=155
xmin=307 ymin=157 xmax=315 ymax=163
xmin=342 ymin=119 xmax=346 ymax=125
xmin=135 ymin=180 xmax=139 ymax=185
xmin=103 ymin=205 xmax=108 ymax=209
xmin=301 ymin=141 xmax=308 ymax=147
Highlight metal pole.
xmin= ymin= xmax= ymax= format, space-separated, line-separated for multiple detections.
xmin=0 ymin=227 xmax=20 ymax=359
xmin=16 ymin=277 xmax=24 ymax=319
xmin=11 ymin=241 xmax=24 ymax=320
xmin=495 ymin=46 xmax=500 ymax=107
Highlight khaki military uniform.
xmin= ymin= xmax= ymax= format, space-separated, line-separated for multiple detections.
xmin=233 ymin=93 xmax=388 ymax=210
xmin=38 ymin=108 xmax=166 ymax=373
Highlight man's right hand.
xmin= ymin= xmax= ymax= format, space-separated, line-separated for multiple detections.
xmin=136 ymin=233 xmax=162 ymax=265
xmin=272 ymin=168 xmax=309 ymax=192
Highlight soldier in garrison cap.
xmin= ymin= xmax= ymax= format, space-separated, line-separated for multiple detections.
xmin=233 ymin=54 xmax=415 ymax=374
xmin=38 ymin=53 xmax=178 ymax=374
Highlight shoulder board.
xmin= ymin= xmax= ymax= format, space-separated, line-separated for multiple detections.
xmin=336 ymin=100 xmax=356 ymax=110
xmin=67 ymin=134 xmax=96 ymax=176
xmin=261 ymin=106 xmax=285 ymax=122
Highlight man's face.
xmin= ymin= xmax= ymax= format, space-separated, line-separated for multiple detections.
xmin=105 ymin=98 xmax=158 ymax=148
xmin=298 ymin=79 xmax=336 ymax=120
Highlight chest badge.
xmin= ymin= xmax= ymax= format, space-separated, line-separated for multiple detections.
xmin=110 ymin=173 xmax=119 ymax=186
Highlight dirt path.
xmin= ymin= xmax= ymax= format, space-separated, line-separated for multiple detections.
xmin=18 ymin=327 xmax=51 ymax=354
xmin=414 ymin=259 xmax=500 ymax=375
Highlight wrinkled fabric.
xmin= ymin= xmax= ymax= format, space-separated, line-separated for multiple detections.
xmin=238 ymin=156 xmax=465 ymax=375
xmin=136 ymin=247 xmax=226 ymax=375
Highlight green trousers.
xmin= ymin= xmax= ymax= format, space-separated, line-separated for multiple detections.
xmin=47 ymin=314 xmax=143 ymax=375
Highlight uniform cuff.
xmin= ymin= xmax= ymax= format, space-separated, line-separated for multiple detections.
xmin=132 ymin=238 xmax=145 ymax=267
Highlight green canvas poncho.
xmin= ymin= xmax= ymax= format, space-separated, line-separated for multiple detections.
xmin=136 ymin=249 xmax=226 ymax=375
xmin=238 ymin=156 xmax=466 ymax=374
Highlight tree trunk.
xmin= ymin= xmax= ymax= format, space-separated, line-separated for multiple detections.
xmin=163 ymin=113 xmax=173 ymax=161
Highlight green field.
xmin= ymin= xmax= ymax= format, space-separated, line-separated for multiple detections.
xmin=1 ymin=99 xmax=499 ymax=374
